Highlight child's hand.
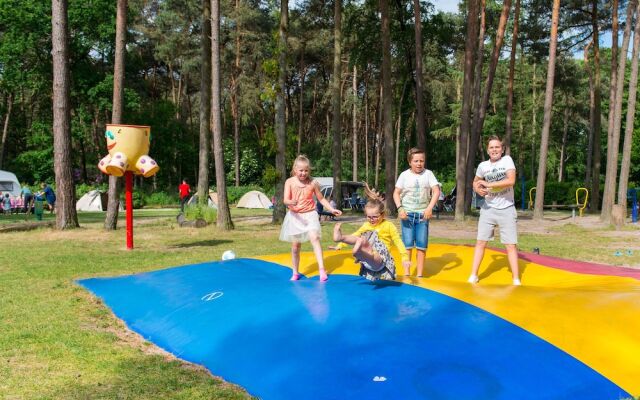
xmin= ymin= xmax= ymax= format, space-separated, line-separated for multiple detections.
xmin=331 ymin=209 xmax=342 ymax=216
xmin=402 ymin=260 xmax=411 ymax=269
xmin=474 ymin=180 xmax=489 ymax=196
xmin=398 ymin=208 xmax=408 ymax=219
xmin=423 ymin=207 xmax=433 ymax=220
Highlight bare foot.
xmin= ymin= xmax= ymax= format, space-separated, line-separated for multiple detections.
xmin=319 ymin=269 xmax=328 ymax=281
xmin=332 ymin=223 xmax=343 ymax=242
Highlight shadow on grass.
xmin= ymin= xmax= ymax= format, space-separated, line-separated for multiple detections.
xmin=171 ymin=239 xmax=233 ymax=248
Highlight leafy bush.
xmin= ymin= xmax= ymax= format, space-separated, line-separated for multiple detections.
xmin=145 ymin=191 xmax=178 ymax=207
xmin=75 ymin=183 xmax=108 ymax=199
xmin=184 ymin=204 xmax=216 ymax=224
xmin=261 ymin=165 xmax=278 ymax=192
xmin=131 ymin=190 xmax=145 ymax=209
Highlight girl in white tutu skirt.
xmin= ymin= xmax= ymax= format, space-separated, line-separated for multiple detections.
xmin=280 ymin=155 xmax=342 ymax=281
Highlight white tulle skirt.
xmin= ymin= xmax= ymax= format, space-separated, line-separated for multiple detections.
xmin=279 ymin=210 xmax=322 ymax=242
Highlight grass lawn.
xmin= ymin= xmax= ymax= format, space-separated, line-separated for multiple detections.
xmin=1 ymin=208 xmax=638 ymax=399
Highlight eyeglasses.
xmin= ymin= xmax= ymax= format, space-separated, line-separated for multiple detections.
xmin=366 ymin=214 xmax=381 ymax=220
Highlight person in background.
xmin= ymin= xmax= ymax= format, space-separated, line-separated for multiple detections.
xmin=2 ymin=193 xmax=12 ymax=215
xmin=178 ymin=179 xmax=191 ymax=212
xmin=41 ymin=183 xmax=56 ymax=214
xmin=20 ymin=184 xmax=33 ymax=214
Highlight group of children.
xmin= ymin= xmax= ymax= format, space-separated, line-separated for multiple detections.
xmin=279 ymin=135 xmax=520 ymax=285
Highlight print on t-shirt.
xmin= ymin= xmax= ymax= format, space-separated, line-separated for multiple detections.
xmin=476 ymin=155 xmax=515 ymax=209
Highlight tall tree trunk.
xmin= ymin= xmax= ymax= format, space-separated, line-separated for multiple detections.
xmin=380 ymin=0 xmax=395 ymax=214
xmin=297 ymin=51 xmax=306 ymax=155
xmin=198 ymin=0 xmax=212 ymax=205
xmin=211 ymin=0 xmax=233 ymax=230
xmin=530 ymin=63 xmax=537 ymax=180
xmin=558 ymin=100 xmax=569 ymax=182
xmin=471 ymin=0 xmax=486 ymax=134
xmin=365 ymin=76 xmax=370 ymax=184
xmin=590 ymin=0 xmax=602 ymax=212
xmin=602 ymin=0 xmax=632 ymax=222
xmin=52 ymin=0 xmax=78 ymax=229
xmin=504 ymin=0 xmax=520 ymax=155
xmin=585 ymin=42 xmax=594 ymax=192
xmin=412 ymin=0 xmax=425 ymax=149
xmin=272 ymin=0 xmax=288 ymax=224
xmin=395 ymin=81 xmax=408 ymax=180
xmin=332 ymin=0 xmax=343 ymax=207
xmin=375 ymin=82 xmax=382 ymax=188
xmin=232 ymin=0 xmax=241 ymax=187
xmin=455 ymin=0 xmax=479 ymax=221
xmin=352 ymin=64 xmax=358 ymax=181
xmin=533 ymin=0 xmax=560 ymax=220
xmin=466 ymin=0 xmax=512 ymax=211
xmin=104 ymin=0 xmax=127 ymax=230
xmin=616 ymin=0 xmax=640 ymax=213
xmin=603 ymin=0 xmax=636 ymax=221
xmin=0 ymin=93 xmax=12 ymax=169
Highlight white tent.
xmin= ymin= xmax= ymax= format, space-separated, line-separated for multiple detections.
xmin=0 ymin=170 xmax=21 ymax=197
xmin=236 ymin=190 xmax=272 ymax=209
xmin=76 ymin=190 xmax=105 ymax=211
xmin=187 ymin=191 xmax=218 ymax=209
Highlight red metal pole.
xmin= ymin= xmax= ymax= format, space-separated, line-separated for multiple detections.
xmin=125 ymin=171 xmax=134 ymax=249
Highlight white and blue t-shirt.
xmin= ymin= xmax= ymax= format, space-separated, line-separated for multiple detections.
xmin=395 ymin=169 xmax=440 ymax=213
xmin=475 ymin=155 xmax=516 ymax=209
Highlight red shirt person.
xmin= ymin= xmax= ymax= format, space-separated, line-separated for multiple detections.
xmin=178 ymin=179 xmax=191 ymax=212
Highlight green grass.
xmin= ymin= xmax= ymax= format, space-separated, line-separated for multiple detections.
xmin=1 ymin=210 xmax=638 ymax=399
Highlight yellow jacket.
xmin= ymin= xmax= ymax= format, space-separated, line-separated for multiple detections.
xmin=337 ymin=219 xmax=409 ymax=262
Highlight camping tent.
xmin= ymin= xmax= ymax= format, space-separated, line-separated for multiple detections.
xmin=236 ymin=190 xmax=272 ymax=209
xmin=76 ymin=190 xmax=106 ymax=211
xmin=187 ymin=191 xmax=218 ymax=209
xmin=0 ymin=170 xmax=21 ymax=197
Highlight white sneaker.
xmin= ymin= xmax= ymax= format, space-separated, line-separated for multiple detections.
xmin=467 ymin=275 xmax=479 ymax=284
xmin=512 ymin=278 xmax=521 ymax=286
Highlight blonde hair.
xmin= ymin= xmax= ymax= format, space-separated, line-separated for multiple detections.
xmin=290 ymin=155 xmax=312 ymax=177
xmin=363 ymin=183 xmax=386 ymax=216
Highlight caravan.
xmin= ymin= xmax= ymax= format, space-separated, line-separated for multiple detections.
xmin=0 ymin=170 xmax=21 ymax=197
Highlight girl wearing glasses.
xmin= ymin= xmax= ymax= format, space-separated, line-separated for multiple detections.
xmin=330 ymin=184 xmax=410 ymax=281
xmin=280 ymin=155 xmax=342 ymax=281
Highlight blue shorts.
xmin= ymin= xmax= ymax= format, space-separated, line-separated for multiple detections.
xmin=400 ymin=212 xmax=429 ymax=250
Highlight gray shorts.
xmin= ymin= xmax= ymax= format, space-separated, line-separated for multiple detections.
xmin=477 ymin=206 xmax=518 ymax=244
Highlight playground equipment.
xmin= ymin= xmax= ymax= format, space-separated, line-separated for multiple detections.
xmin=79 ymin=245 xmax=640 ymax=399
xmin=629 ymin=188 xmax=638 ymax=223
xmin=528 ymin=187 xmax=589 ymax=218
xmin=98 ymin=124 xmax=159 ymax=249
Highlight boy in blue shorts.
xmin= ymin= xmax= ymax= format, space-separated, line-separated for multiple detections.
xmin=393 ymin=148 xmax=440 ymax=277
